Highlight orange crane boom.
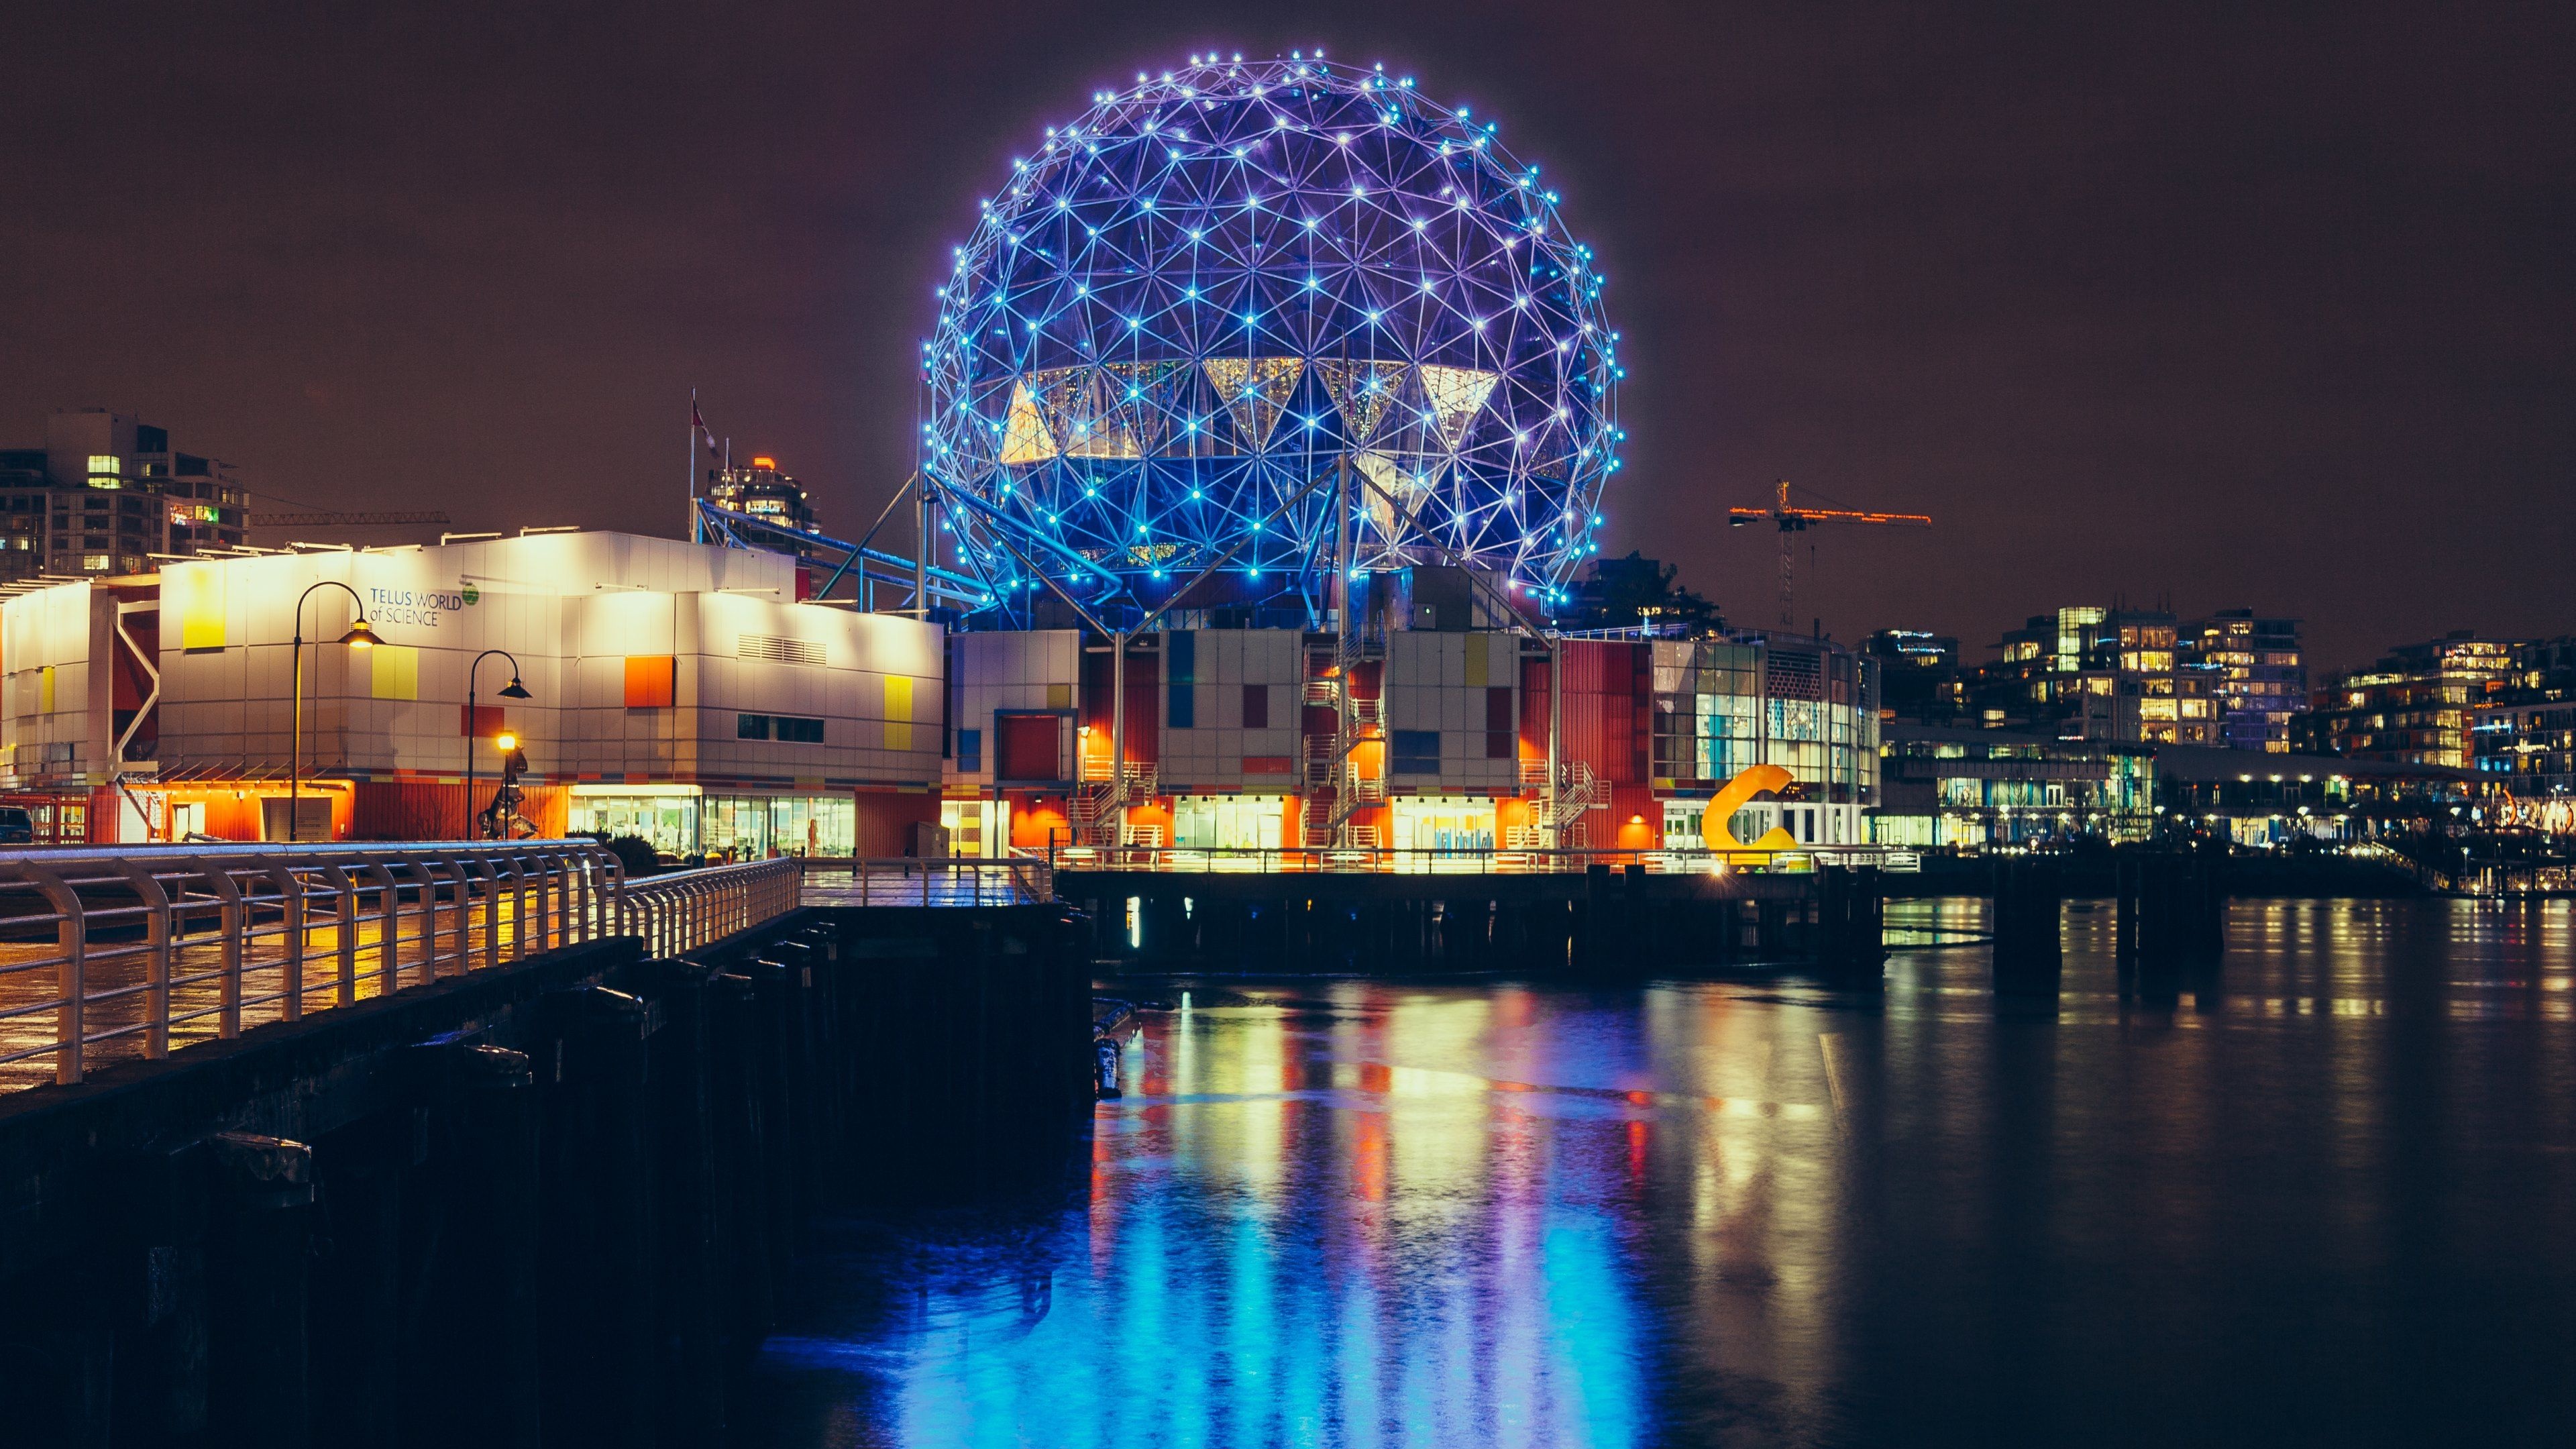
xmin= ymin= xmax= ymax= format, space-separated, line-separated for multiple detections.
xmin=1727 ymin=479 xmax=1930 ymax=629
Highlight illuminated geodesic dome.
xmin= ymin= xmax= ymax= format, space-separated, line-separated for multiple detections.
xmin=922 ymin=51 xmax=1622 ymax=621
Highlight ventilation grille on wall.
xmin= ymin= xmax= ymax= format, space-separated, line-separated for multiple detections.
xmin=738 ymin=634 xmax=826 ymax=666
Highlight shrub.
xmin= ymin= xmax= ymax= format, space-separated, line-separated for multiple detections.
xmin=583 ymin=832 xmax=661 ymax=879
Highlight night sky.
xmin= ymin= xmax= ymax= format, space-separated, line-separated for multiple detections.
xmin=5 ymin=2 xmax=2569 ymax=672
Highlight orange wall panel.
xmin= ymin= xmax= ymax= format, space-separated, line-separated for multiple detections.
xmin=623 ymin=655 xmax=677 ymax=708
xmin=1012 ymin=796 xmax=1071 ymax=851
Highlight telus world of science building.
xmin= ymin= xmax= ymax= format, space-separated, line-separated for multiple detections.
xmin=0 ymin=52 xmax=1876 ymax=856
xmin=921 ymin=52 xmax=1878 ymax=860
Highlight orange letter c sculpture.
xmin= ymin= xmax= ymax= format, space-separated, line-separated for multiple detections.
xmin=1702 ymin=763 xmax=1803 ymax=852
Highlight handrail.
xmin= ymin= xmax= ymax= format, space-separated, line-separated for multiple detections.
xmin=0 ymin=843 xmax=1072 ymax=1094
xmin=793 ymin=857 xmax=1056 ymax=910
xmin=0 ymin=839 xmax=619 ymax=1091
xmin=1036 ymin=843 xmax=1906 ymax=875
xmin=616 ymin=857 xmax=806 ymax=959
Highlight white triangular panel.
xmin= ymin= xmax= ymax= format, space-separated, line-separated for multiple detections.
xmin=1202 ymin=356 xmax=1305 ymax=450
xmin=1316 ymin=360 xmax=1407 ymax=445
xmin=998 ymin=380 xmax=1056 ymax=466
xmin=1414 ymin=365 xmax=1499 ymax=450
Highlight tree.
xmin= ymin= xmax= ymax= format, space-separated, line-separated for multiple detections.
xmin=1556 ymin=551 xmax=1724 ymax=633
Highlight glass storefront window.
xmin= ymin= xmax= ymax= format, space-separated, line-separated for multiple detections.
xmin=569 ymin=791 xmax=853 ymax=861
xmin=940 ymin=800 xmax=1014 ymax=858
xmin=1390 ymin=798 xmax=1494 ymax=869
xmin=569 ymin=795 xmax=700 ymax=859
xmin=764 ymin=796 xmax=854 ymax=858
xmin=1171 ymin=796 xmax=1284 ymax=851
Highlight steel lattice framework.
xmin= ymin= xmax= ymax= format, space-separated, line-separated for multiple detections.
xmin=922 ymin=51 xmax=1622 ymax=623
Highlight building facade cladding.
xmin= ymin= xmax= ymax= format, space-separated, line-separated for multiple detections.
xmin=1380 ymin=632 xmax=1522 ymax=791
xmin=939 ymin=621 xmax=1881 ymax=854
xmin=1163 ymin=628 xmax=1312 ymax=789
xmin=0 ymin=533 xmax=943 ymax=850
xmin=1645 ymin=634 xmax=1878 ymax=798
xmin=0 ymin=410 xmax=248 ymax=583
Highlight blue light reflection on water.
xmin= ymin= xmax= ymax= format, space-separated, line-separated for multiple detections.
xmin=757 ymin=984 xmax=1735 ymax=1448
xmin=745 ymin=898 xmax=2576 ymax=1447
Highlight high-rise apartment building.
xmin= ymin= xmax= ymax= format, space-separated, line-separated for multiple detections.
xmin=2295 ymin=631 xmax=2520 ymax=767
xmin=1970 ymin=606 xmax=2216 ymax=744
xmin=0 ymin=410 xmax=248 ymax=582
xmin=2183 ymin=610 xmax=2306 ymax=753
xmin=705 ymin=455 xmax=818 ymax=534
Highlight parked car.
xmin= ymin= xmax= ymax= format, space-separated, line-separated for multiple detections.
xmin=0 ymin=806 xmax=34 ymax=845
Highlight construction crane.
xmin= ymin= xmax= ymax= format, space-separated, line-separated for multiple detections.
xmin=1728 ymin=479 xmax=1930 ymax=629
xmin=248 ymin=509 xmax=452 ymax=529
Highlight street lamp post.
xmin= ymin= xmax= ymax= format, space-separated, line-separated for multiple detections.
xmin=464 ymin=649 xmax=533 ymax=840
xmin=289 ymin=580 xmax=380 ymax=844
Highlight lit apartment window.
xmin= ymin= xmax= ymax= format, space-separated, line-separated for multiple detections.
xmin=87 ymin=454 xmax=118 ymax=476
xmin=81 ymin=553 xmax=110 ymax=572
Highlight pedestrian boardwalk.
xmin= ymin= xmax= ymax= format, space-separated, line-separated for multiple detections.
xmin=796 ymin=860 xmax=1053 ymax=910
xmin=0 ymin=851 xmax=1051 ymax=1093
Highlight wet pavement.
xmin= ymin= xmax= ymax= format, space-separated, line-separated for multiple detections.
xmin=737 ymin=897 xmax=2576 ymax=1446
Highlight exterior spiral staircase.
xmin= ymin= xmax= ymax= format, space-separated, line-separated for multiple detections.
xmin=1301 ymin=635 xmax=1385 ymax=849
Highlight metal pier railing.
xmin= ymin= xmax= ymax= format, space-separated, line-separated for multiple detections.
xmin=0 ymin=846 xmax=1067 ymax=1094
xmin=0 ymin=841 xmax=619 ymax=1089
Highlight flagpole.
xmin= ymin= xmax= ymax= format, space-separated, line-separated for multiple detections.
xmin=688 ymin=388 xmax=703 ymax=545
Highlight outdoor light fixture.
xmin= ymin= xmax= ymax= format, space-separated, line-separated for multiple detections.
xmin=289 ymin=579 xmax=375 ymax=843
xmin=465 ymin=649 xmax=533 ymax=839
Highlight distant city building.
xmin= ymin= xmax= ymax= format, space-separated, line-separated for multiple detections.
xmin=2463 ymin=636 xmax=2576 ymax=807
xmin=1866 ymin=629 xmax=1963 ymax=720
xmin=1870 ymin=719 xmax=2477 ymax=849
xmin=2182 ymin=610 xmax=2306 ymax=753
xmin=2473 ymin=698 xmax=2576 ymax=804
xmin=0 ymin=409 xmax=248 ymax=583
xmin=1870 ymin=721 xmax=2155 ymax=846
xmin=1968 ymin=606 xmax=2218 ymax=745
xmin=2296 ymin=631 xmax=2522 ymax=767
xmin=2504 ymin=635 xmax=2576 ymax=700
xmin=705 ymin=455 xmax=818 ymax=534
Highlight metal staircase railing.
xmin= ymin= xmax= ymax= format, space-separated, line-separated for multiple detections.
xmin=1071 ymin=761 xmax=1157 ymax=846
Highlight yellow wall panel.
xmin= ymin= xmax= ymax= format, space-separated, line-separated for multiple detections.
xmin=171 ymin=567 xmax=227 ymax=650
xmin=884 ymin=674 xmax=914 ymax=751
xmin=370 ymin=645 xmax=420 ymax=700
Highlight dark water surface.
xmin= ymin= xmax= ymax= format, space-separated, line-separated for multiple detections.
xmin=739 ymin=898 xmax=2576 ymax=1446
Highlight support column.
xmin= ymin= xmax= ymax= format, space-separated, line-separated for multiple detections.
xmin=204 ymin=1132 xmax=315 ymax=1449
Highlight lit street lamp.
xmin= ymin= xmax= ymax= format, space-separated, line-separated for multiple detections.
xmin=465 ymin=649 xmax=532 ymax=839
xmin=289 ymin=580 xmax=378 ymax=843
